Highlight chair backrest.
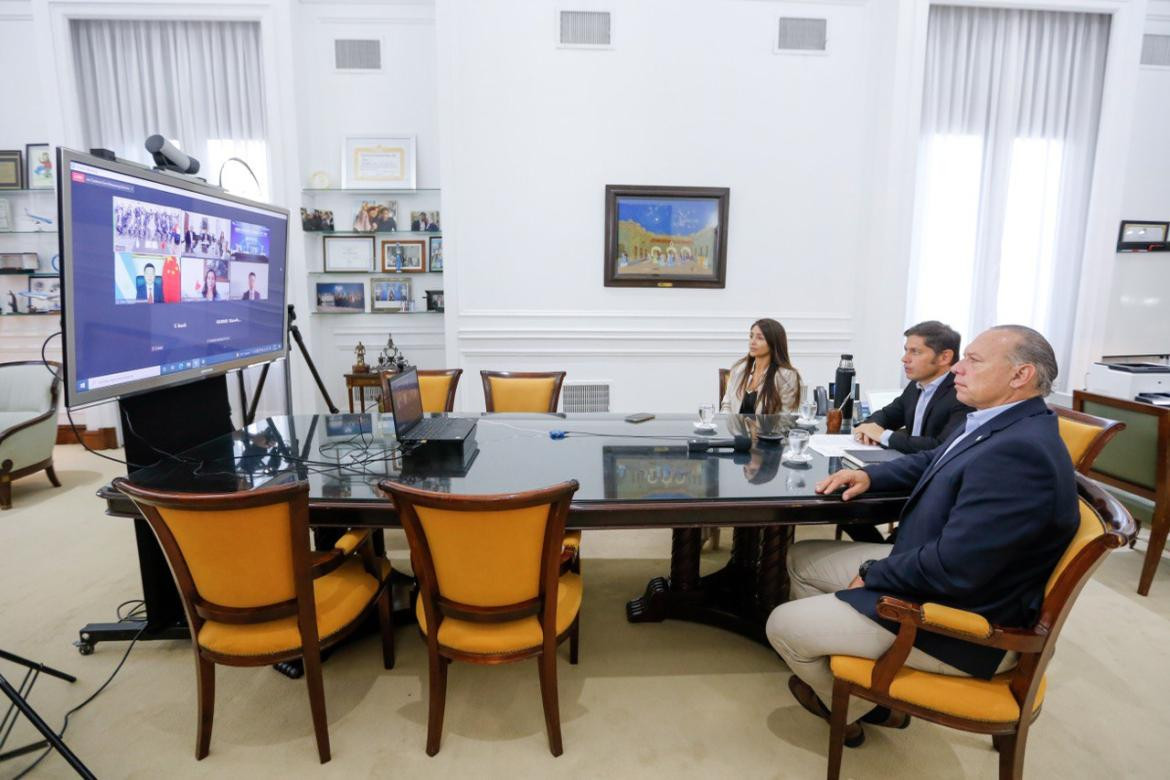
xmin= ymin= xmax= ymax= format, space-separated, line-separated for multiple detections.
xmin=0 ymin=361 xmax=60 ymax=413
xmin=480 ymin=371 xmax=566 ymax=413
xmin=419 ymin=369 xmax=462 ymax=413
xmin=1051 ymin=404 xmax=1126 ymax=475
xmin=112 ymin=478 xmax=315 ymax=631
xmin=381 ymin=368 xmax=463 ymax=414
xmin=1009 ymin=473 xmax=1134 ymax=710
xmin=1073 ymin=389 xmax=1170 ymax=498
xmin=718 ymin=368 xmax=730 ymax=404
xmin=379 ymin=480 xmax=578 ymax=633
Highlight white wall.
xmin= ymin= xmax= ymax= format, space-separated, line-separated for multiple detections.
xmin=1102 ymin=1 xmax=1170 ymax=359
xmin=293 ymin=0 xmax=445 ymax=411
xmin=436 ymin=0 xmax=906 ymax=412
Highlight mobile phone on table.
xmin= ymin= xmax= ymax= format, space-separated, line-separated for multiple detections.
xmin=624 ymin=412 xmax=655 ymax=423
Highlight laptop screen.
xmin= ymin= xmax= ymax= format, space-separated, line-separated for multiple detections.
xmin=389 ymin=369 xmax=424 ymax=437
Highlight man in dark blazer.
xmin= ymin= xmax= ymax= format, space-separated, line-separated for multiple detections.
xmin=135 ymin=263 xmax=163 ymax=303
xmin=765 ymin=325 xmax=1077 ymax=747
xmin=854 ymin=321 xmax=972 ymax=454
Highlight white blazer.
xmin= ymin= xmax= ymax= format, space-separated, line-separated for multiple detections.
xmin=720 ymin=361 xmax=800 ymax=414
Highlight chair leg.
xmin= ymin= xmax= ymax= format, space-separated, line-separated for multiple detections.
xmin=425 ymin=653 xmax=449 ymax=756
xmin=826 ymin=679 xmax=850 ymax=780
xmin=45 ymin=464 xmax=61 ymax=487
xmin=302 ymin=643 xmax=331 ymax=763
xmin=995 ymin=730 xmax=1028 ymax=780
xmin=1138 ymin=508 xmax=1169 ymax=596
xmin=537 ymin=649 xmax=563 ymax=756
xmin=569 ymin=615 xmax=580 ymax=665
xmin=194 ymin=655 xmax=215 ymax=760
xmin=0 ymin=476 xmax=11 ymax=510
xmin=833 ymin=525 xmax=843 ymax=541
xmin=377 ymin=587 xmax=395 ymax=670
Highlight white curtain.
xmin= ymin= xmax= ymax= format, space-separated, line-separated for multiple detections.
xmin=907 ymin=6 xmax=1110 ymax=389
xmin=71 ymin=19 xmax=269 ymax=198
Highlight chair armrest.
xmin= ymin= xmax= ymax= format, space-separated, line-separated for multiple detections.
xmin=876 ymin=597 xmax=1044 ymax=652
xmin=334 ymin=530 xmax=370 ymax=555
xmin=0 ymin=410 xmax=58 ymax=471
xmin=311 ymin=529 xmax=382 ymax=580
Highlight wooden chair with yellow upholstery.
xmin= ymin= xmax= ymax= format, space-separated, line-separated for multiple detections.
xmin=1052 ymin=405 xmax=1125 ymax=475
xmin=824 ymin=473 xmax=1134 ymax=780
xmin=480 ymin=370 xmax=581 ymax=569
xmin=112 ymin=478 xmax=395 ymax=764
xmin=380 ymin=368 xmax=463 ymax=413
xmin=378 ymin=478 xmax=582 ymax=756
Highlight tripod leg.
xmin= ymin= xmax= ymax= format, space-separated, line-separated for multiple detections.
xmin=0 ymin=675 xmax=95 ymax=779
xmin=0 ymin=651 xmax=75 ymax=684
xmin=289 ymin=324 xmax=339 ymax=413
xmin=245 ymin=363 xmax=270 ymax=426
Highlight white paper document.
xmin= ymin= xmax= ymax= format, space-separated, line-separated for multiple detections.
xmin=808 ymin=434 xmax=881 ymax=457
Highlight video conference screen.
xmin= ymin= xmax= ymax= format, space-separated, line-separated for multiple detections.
xmin=60 ymin=149 xmax=289 ymax=408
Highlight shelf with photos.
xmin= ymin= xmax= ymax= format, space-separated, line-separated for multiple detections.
xmin=311 ymin=275 xmax=444 ymax=316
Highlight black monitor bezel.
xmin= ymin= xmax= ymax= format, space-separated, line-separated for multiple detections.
xmin=57 ymin=147 xmax=290 ymax=410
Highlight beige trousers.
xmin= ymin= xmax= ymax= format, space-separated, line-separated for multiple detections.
xmin=765 ymin=540 xmax=1015 ymax=723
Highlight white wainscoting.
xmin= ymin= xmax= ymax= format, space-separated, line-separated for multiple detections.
xmin=451 ymin=310 xmax=853 ymax=413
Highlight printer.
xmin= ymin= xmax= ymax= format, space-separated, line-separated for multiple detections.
xmin=1085 ymin=362 xmax=1170 ymax=400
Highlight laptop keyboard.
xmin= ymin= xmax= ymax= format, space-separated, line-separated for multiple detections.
xmin=407 ymin=418 xmax=457 ymax=439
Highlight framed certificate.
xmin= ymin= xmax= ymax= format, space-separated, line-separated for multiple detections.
xmin=323 ymin=235 xmax=375 ymax=272
xmin=342 ymin=136 xmax=417 ymax=190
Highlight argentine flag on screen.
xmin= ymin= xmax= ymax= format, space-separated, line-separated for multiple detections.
xmin=113 ymin=252 xmax=138 ymax=303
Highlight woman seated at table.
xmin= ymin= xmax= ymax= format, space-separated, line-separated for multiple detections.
xmin=720 ymin=318 xmax=801 ymax=414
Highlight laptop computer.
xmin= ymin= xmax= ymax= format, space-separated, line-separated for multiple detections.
xmin=387 ymin=368 xmax=476 ymax=443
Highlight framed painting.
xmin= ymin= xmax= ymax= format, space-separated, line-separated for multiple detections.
xmin=604 ymin=185 xmax=729 ymax=288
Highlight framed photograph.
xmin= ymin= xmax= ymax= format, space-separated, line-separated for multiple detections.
xmin=428 ymin=236 xmax=443 ymax=271
xmin=0 ymin=252 xmax=38 ymax=272
xmin=352 ymin=200 xmax=399 ymax=232
xmin=300 ymin=208 xmax=334 ymax=231
xmin=27 ymin=273 xmax=61 ymax=313
xmin=410 ymin=210 xmax=441 ymax=232
xmin=25 ymin=144 xmax=53 ymax=190
xmin=1117 ymin=221 xmax=1170 ymax=252
xmin=314 ymin=281 xmax=365 ymax=313
xmin=342 ymin=136 xmax=417 ymax=190
xmin=425 ymin=289 xmax=445 ymax=312
xmin=323 ymin=234 xmax=375 ymax=272
xmin=0 ymin=151 xmax=23 ymax=190
xmin=371 ymin=277 xmax=411 ymax=311
xmin=379 ymin=238 xmax=426 ymax=272
xmin=604 ymin=185 xmax=730 ymax=288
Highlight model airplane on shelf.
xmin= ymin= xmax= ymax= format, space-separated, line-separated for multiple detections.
xmin=24 ymin=209 xmax=55 ymax=227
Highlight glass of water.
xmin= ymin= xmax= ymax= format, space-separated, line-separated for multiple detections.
xmin=784 ymin=429 xmax=812 ymax=463
xmin=698 ymin=403 xmax=716 ymax=427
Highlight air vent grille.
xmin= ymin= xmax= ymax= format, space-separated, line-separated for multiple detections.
xmin=335 ymin=39 xmax=382 ymax=71
xmin=562 ymin=381 xmax=611 ymax=413
xmin=560 ymin=10 xmax=612 ymax=47
xmin=777 ymin=17 xmax=827 ymax=52
xmin=1141 ymin=34 xmax=1170 ymax=67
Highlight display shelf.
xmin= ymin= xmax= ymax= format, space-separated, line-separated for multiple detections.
xmin=0 ymin=269 xmax=36 ymax=275
xmin=303 ymin=230 xmax=440 ymax=238
xmin=0 ymin=188 xmax=56 ymax=194
xmin=0 ymin=229 xmax=58 ymax=235
xmin=307 ymin=270 xmax=443 ymax=275
xmin=310 ymin=309 xmax=440 ymax=315
xmin=302 ymin=187 xmax=440 ymax=195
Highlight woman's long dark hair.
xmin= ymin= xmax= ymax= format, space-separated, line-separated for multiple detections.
xmin=736 ymin=318 xmax=801 ymax=413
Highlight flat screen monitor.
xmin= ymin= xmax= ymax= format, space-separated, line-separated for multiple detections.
xmin=58 ymin=148 xmax=290 ymax=408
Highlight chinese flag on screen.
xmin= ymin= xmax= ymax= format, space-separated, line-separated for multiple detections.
xmin=162 ymin=256 xmax=180 ymax=303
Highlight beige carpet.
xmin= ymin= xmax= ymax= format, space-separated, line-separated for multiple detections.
xmin=2 ymin=443 xmax=1169 ymax=779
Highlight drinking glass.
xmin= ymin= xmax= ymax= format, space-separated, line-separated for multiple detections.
xmin=698 ymin=404 xmax=715 ymax=426
xmin=784 ymin=429 xmax=811 ymax=463
xmin=799 ymin=400 xmax=817 ymax=423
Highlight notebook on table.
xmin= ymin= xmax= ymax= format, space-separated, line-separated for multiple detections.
xmin=841 ymin=448 xmax=904 ymax=469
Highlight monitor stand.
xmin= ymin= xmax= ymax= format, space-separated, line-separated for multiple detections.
xmin=75 ymin=376 xmax=233 ymax=655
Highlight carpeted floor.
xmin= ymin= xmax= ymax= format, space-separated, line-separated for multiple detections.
xmin=1 ymin=443 xmax=1169 ymax=778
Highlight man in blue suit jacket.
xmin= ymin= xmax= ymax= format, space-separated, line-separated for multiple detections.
xmin=765 ymin=325 xmax=1077 ymax=747
xmin=135 ymin=263 xmax=163 ymax=303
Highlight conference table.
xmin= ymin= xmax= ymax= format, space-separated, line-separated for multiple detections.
xmin=98 ymin=412 xmax=907 ymax=647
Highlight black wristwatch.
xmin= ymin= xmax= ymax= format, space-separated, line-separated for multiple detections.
xmin=858 ymin=559 xmax=876 ymax=582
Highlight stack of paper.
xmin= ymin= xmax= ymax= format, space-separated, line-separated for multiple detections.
xmin=808 ymin=434 xmax=880 ymax=457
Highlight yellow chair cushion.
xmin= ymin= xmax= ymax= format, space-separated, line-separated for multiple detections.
xmin=417 ymin=573 xmax=583 ymax=655
xmin=488 ymin=376 xmax=557 ymax=412
xmin=920 ymin=603 xmax=992 ymax=639
xmin=333 ymin=530 xmax=369 ymax=555
xmin=1045 ymin=498 xmax=1105 ymax=596
xmin=161 ymin=503 xmax=295 ymax=608
xmin=563 ymin=530 xmax=581 ymax=551
xmin=830 ymin=655 xmax=1045 ymax=723
xmin=198 ymin=558 xmax=387 ymax=657
xmin=1058 ymin=417 xmax=1102 ymax=465
xmin=419 ymin=375 xmax=453 ymax=413
xmin=416 ymin=504 xmax=549 ymax=606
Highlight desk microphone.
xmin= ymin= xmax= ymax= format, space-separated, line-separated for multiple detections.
xmin=687 ymin=435 xmax=751 ymax=453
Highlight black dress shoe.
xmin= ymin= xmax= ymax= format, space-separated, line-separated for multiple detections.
xmin=786 ymin=676 xmax=866 ymax=748
xmin=861 ymin=705 xmax=912 ymax=729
